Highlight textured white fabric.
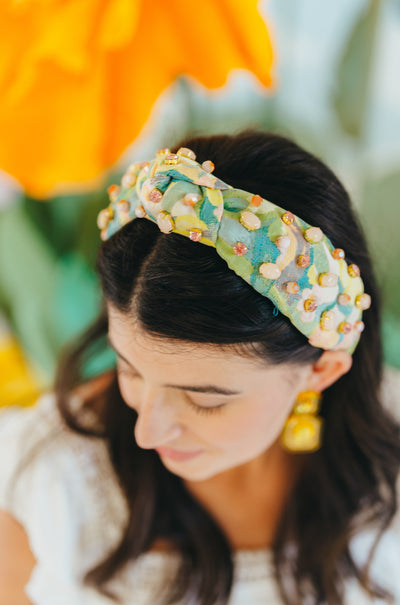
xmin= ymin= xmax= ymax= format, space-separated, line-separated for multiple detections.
xmin=1 ymin=367 xmax=400 ymax=605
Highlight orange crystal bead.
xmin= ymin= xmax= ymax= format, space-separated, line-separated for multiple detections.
xmin=251 ymin=194 xmax=263 ymax=207
xmin=332 ymin=248 xmax=345 ymax=260
xmin=304 ymin=298 xmax=318 ymax=312
xmin=148 ymin=189 xmax=163 ymax=203
xmin=189 ymin=229 xmax=202 ymax=242
xmin=338 ymin=322 xmax=352 ymax=334
xmin=233 ymin=242 xmax=248 ymax=256
xmin=297 ymin=254 xmax=310 ymax=268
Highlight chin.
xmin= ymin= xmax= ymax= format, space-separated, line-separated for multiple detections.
xmin=162 ymin=458 xmax=231 ymax=482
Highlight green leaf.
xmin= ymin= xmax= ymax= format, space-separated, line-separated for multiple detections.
xmin=332 ymin=0 xmax=382 ymax=138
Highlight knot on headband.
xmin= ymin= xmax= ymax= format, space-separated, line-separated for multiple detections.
xmin=97 ymin=147 xmax=371 ymax=354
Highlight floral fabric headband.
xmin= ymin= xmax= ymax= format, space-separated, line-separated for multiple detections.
xmin=97 ymin=147 xmax=371 ymax=354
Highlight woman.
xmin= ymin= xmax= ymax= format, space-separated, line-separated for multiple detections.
xmin=1 ymin=130 xmax=400 ymax=605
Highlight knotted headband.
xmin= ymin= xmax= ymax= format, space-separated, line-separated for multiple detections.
xmin=97 ymin=147 xmax=371 ymax=354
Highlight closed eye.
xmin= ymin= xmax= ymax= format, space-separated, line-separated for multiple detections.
xmin=116 ymin=363 xmax=227 ymax=415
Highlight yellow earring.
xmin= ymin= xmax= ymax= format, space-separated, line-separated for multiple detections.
xmin=280 ymin=390 xmax=323 ymax=453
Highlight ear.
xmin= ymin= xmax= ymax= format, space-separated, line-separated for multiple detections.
xmin=305 ymin=350 xmax=353 ymax=393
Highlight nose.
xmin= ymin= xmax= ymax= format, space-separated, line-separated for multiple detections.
xmin=134 ymin=385 xmax=182 ymax=449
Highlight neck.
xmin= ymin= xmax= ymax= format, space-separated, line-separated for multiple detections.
xmin=183 ymin=441 xmax=305 ymax=550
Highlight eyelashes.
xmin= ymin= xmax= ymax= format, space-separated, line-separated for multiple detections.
xmin=184 ymin=397 xmax=227 ymax=416
xmin=116 ymin=367 xmax=226 ymax=416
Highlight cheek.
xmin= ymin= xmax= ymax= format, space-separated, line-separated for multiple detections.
xmin=207 ymin=394 xmax=296 ymax=448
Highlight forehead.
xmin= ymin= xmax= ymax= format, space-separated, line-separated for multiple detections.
xmin=107 ymin=304 xmax=267 ymax=369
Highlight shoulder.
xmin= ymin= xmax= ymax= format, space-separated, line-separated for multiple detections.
xmin=347 ymin=512 xmax=400 ymax=603
xmin=0 ymin=384 xmax=126 ymax=522
xmin=0 ymin=392 xmax=58 ymax=519
xmin=0 ymin=387 xmax=128 ymax=602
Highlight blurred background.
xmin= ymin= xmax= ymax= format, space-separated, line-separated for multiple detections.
xmin=1 ymin=0 xmax=399 ymax=407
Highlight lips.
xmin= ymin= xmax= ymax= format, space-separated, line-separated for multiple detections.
xmin=155 ymin=447 xmax=204 ymax=462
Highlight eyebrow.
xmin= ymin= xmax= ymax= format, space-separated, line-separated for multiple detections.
xmin=107 ymin=335 xmax=242 ymax=396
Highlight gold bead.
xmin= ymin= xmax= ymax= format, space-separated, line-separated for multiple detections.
xmin=135 ymin=205 xmax=146 ymax=218
xmin=117 ymin=200 xmax=130 ymax=212
xmin=355 ymin=293 xmax=371 ymax=310
xmin=354 ymin=320 xmax=365 ymax=333
xmin=121 ymin=173 xmax=137 ymax=188
xmin=276 ymin=236 xmax=291 ymax=251
xmin=318 ymin=272 xmax=338 ymax=287
xmin=156 ymin=148 xmax=171 ymax=156
xmin=320 ymin=310 xmax=336 ymax=330
xmin=97 ymin=207 xmax=114 ymax=230
xmin=259 ymin=263 xmax=281 ymax=280
xmin=202 ymin=160 xmax=215 ymax=173
xmin=281 ymin=211 xmax=295 ymax=225
xmin=240 ymin=210 xmax=261 ymax=231
xmin=139 ymin=161 xmax=150 ymax=174
xmin=304 ymin=227 xmax=323 ymax=243
xmin=337 ymin=293 xmax=351 ymax=306
xmin=126 ymin=162 xmax=141 ymax=173
xmin=348 ymin=264 xmax=361 ymax=278
xmin=177 ymin=147 xmax=196 ymax=160
xmin=157 ymin=211 xmax=175 ymax=233
xmin=165 ymin=154 xmax=179 ymax=165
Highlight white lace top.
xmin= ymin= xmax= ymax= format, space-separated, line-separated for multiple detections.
xmin=1 ymin=367 xmax=400 ymax=605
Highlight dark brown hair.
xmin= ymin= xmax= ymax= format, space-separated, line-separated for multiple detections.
xmin=54 ymin=130 xmax=400 ymax=604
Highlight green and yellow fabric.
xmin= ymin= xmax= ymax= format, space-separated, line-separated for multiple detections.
xmin=98 ymin=148 xmax=371 ymax=354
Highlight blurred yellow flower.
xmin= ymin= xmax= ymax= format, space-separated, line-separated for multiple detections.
xmin=0 ymin=335 xmax=42 ymax=407
xmin=0 ymin=0 xmax=274 ymax=197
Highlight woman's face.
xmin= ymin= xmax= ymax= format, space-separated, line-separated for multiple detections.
xmin=107 ymin=306 xmax=311 ymax=481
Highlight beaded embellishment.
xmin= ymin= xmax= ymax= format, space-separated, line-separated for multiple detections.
xmin=97 ymin=149 xmax=370 ymax=354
